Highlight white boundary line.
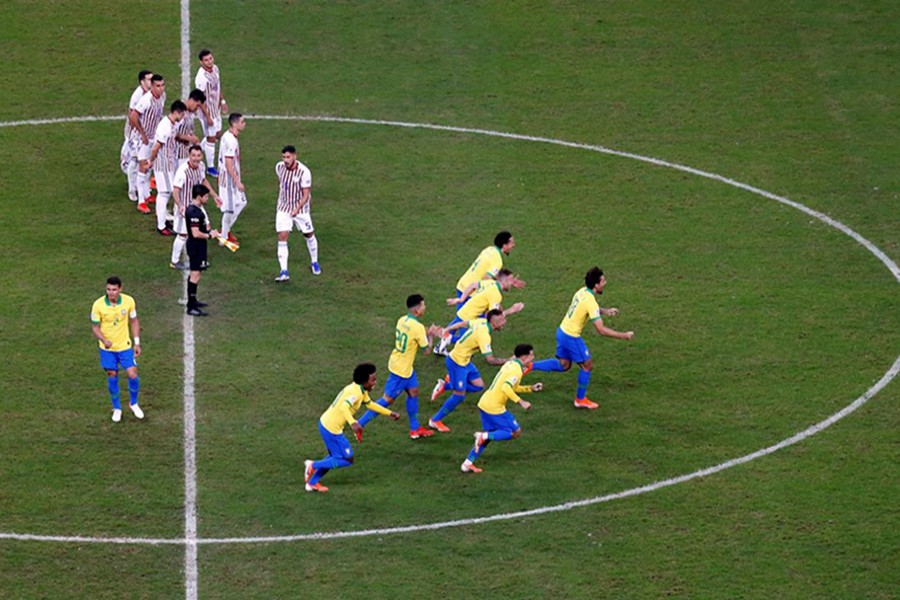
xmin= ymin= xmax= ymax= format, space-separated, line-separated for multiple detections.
xmin=180 ymin=2 xmax=199 ymax=598
xmin=0 ymin=113 xmax=896 ymax=548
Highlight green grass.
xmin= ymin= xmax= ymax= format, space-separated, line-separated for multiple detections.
xmin=1 ymin=0 xmax=898 ymax=598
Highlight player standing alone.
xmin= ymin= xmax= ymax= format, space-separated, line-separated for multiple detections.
xmin=90 ymin=276 xmax=144 ymax=422
xmin=274 ymin=145 xmax=320 ymax=281
xmin=194 ymin=49 xmax=228 ymax=176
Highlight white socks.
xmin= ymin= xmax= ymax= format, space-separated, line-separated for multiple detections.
xmin=277 ymin=241 xmax=289 ymax=271
xmin=172 ymin=235 xmax=187 ymax=264
xmin=136 ymin=170 xmax=150 ymax=203
xmin=305 ymin=235 xmax=318 ymax=263
xmin=202 ymin=138 xmax=215 ymax=168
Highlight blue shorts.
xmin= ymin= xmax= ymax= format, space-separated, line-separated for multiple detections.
xmin=555 ymin=327 xmax=591 ymax=363
xmin=99 ymin=348 xmax=136 ymax=371
xmin=383 ymin=371 xmax=419 ymax=399
xmin=319 ymin=421 xmax=354 ymax=460
xmin=479 ymin=409 xmax=520 ymax=433
xmin=446 ymin=355 xmax=481 ymax=393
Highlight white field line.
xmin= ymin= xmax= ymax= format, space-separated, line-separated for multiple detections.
xmin=180 ymin=2 xmax=199 ymax=599
xmin=0 ymin=113 xmax=896 ymax=548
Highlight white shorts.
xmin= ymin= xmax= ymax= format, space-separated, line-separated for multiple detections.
xmin=219 ymin=186 xmax=247 ymax=212
xmin=200 ymin=114 xmax=222 ymax=138
xmin=137 ymin=140 xmax=153 ymax=161
xmin=173 ymin=212 xmax=187 ymax=235
xmin=276 ymin=210 xmax=314 ymax=234
xmin=156 ymin=169 xmax=174 ymax=194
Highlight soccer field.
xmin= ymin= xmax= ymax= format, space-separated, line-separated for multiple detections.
xmin=1 ymin=1 xmax=898 ymax=598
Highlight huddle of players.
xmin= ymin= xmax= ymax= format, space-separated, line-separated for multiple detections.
xmin=120 ymin=51 xmax=321 ymax=316
xmin=303 ymin=231 xmax=636 ymax=492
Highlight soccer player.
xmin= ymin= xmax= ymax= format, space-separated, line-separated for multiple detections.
xmin=121 ymin=69 xmax=153 ymax=202
xmin=218 ymin=113 xmax=246 ymax=245
xmin=185 ymin=184 xmax=220 ymax=316
xmin=356 ymin=294 xmax=443 ymax=439
xmin=129 ymin=74 xmax=166 ymax=214
xmin=171 ymin=145 xmax=220 ymax=269
xmin=442 ymin=268 xmax=525 ymax=342
xmin=428 ymin=309 xmax=511 ymax=433
xmin=195 ymin=49 xmax=228 ymax=176
xmin=434 ymin=231 xmax=522 ymax=354
xmin=304 ymin=363 xmax=400 ymax=493
xmin=529 ymin=266 xmax=634 ymax=409
xmin=174 ymin=89 xmax=207 ymax=167
xmin=274 ymin=145 xmax=320 ymax=281
xmin=461 ymin=343 xmax=543 ymax=473
xmin=149 ymin=100 xmax=186 ymax=235
xmin=90 ymin=276 xmax=144 ymax=422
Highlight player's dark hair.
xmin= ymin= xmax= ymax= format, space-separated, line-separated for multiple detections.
xmin=171 ymin=100 xmax=187 ymax=113
xmin=107 ymin=276 xmax=122 ymax=287
xmin=406 ymin=294 xmax=424 ymax=309
xmin=138 ymin=69 xmax=152 ymax=82
xmin=486 ymin=308 xmax=504 ymax=321
xmin=191 ymin=184 xmax=208 ymax=199
xmin=514 ymin=343 xmax=533 ymax=358
xmin=188 ymin=88 xmax=206 ymax=103
xmin=353 ymin=362 xmax=377 ymax=385
xmin=498 ymin=268 xmax=513 ymax=279
xmin=151 ymin=73 xmax=164 ymax=83
xmin=494 ymin=231 xmax=513 ymax=247
xmin=585 ymin=266 xmax=604 ymax=289
xmin=198 ymin=49 xmax=212 ymax=60
xmin=282 ymin=145 xmax=296 ymax=154
xmin=228 ymin=112 xmax=243 ymax=126
xmin=188 ymin=144 xmax=202 ymax=154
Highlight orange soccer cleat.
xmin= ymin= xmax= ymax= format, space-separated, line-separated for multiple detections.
xmin=410 ymin=426 xmax=435 ymax=440
xmin=428 ymin=419 xmax=451 ymax=433
xmin=573 ymin=397 xmax=599 ymax=410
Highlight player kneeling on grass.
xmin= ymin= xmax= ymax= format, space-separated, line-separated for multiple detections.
xmin=462 ymin=343 xmax=542 ymax=474
xmin=356 ymin=294 xmax=443 ymax=439
xmin=304 ymin=363 xmax=400 ymax=493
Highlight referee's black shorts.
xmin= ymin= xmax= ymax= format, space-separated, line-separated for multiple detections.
xmin=186 ymin=240 xmax=208 ymax=271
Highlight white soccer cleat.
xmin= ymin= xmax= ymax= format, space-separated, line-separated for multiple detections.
xmin=130 ymin=403 xmax=144 ymax=419
xmin=111 ymin=409 xmax=122 ymax=422
xmin=460 ymin=460 xmax=483 ymax=474
xmin=275 ymin=270 xmax=290 ymax=282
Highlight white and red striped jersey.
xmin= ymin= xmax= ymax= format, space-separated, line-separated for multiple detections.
xmin=153 ymin=117 xmax=179 ymax=174
xmin=275 ymin=160 xmax=312 ymax=213
xmin=133 ymin=90 xmax=166 ymax=144
xmin=218 ymin=130 xmax=240 ymax=188
xmin=173 ymin=160 xmax=207 ymax=209
xmin=195 ymin=65 xmax=222 ymax=122
xmin=123 ymin=84 xmax=145 ymax=139
xmin=175 ymin=109 xmax=199 ymax=161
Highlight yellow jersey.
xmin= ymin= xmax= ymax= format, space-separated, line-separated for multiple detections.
xmin=456 ymin=245 xmax=503 ymax=293
xmin=388 ymin=314 xmax=428 ymax=378
xmin=457 ymin=280 xmax=503 ymax=321
xmin=478 ymin=359 xmax=533 ymax=415
xmin=449 ymin=318 xmax=494 ymax=367
xmin=90 ymin=293 xmax=137 ymax=351
xmin=559 ymin=287 xmax=602 ymax=337
xmin=319 ymin=382 xmax=393 ymax=434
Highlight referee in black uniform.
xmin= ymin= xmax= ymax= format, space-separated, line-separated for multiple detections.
xmin=186 ymin=183 xmax=220 ymax=316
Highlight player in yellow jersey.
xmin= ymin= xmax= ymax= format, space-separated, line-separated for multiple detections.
xmin=461 ymin=344 xmax=543 ymax=473
xmin=356 ymin=294 xmax=443 ymax=439
xmin=90 ymin=276 xmax=144 ymax=422
xmin=435 ymin=231 xmax=524 ymax=355
xmin=303 ymin=363 xmax=400 ymax=493
xmin=435 ymin=269 xmax=524 ymax=355
xmin=530 ymin=267 xmax=634 ymax=409
xmin=427 ymin=309 xmax=511 ymax=433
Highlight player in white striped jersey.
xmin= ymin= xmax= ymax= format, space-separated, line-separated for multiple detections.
xmin=170 ymin=145 xmax=220 ymax=269
xmin=129 ymin=74 xmax=166 ymax=214
xmin=149 ymin=101 xmax=186 ymax=236
xmin=218 ymin=113 xmax=246 ymax=245
xmin=274 ymin=145 xmax=319 ymax=281
xmin=121 ymin=70 xmax=152 ymax=202
xmin=195 ymin=49 xmax=228 ymax=177
xmin=174 ymin=89 xmax=206 ymax=167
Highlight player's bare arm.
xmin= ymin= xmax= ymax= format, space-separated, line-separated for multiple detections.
xmin=593 ymin=318 xmax=634 ymax=340
xmin=129 ymin=109 xmax=147 ymax=144
xmin=291 ymin=187 xmax=310 ymax=217
xmin=91 ymin=323 xmax=112 ymax=349
xmin=130 ymin=316 xmax=142 ymax=357
xmin=448 ymin=282 xmax=479 ymax=305
xmin=601 ymin=307 xmax=619 ymax=317
xmin=225 ymin=156 xmax=243 ymax=192
xmin=485 ymin=354 xmax=508 ymax=367
xmin=502 ymin=301 xmax=525 ymax=317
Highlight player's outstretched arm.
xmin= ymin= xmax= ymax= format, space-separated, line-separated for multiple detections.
xmin=593 ymin=318 xmax=634 ymax=340
xmin=448 ymin=282 xmax=479 ymax=305
xmin=484 ymin=354 xmax=509 ymax=367
xmin=502 ymin=302 xmax=525 ymax=317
